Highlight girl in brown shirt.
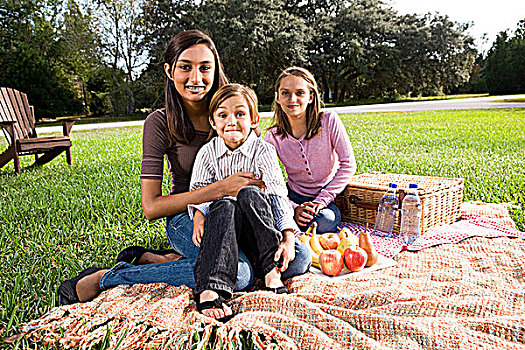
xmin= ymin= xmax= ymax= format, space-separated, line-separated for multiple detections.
xmin=57 ymin=30 xmax=311 ymax=322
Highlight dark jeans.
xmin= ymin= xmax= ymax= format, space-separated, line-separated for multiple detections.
xmin=194 ymin=186 xmax=285 ymax=298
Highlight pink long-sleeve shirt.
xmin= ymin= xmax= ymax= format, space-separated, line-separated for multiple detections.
xmin=264 ymin=111 xmax=357 ymax=208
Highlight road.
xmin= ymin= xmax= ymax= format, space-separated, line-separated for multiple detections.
xmin=36 ymin=94 xmax=525 ymax=134
xmin=330 ymin=94 xmax=525 ymax=113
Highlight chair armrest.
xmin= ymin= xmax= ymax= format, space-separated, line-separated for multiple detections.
xmin=34 ymin=118 xmax=79 ymax=136
xmin=0 ymin=120 xmax=17 ymax=143
xmin=36 ymin=117 xmax=80 ymax=125
xmin=60 ymin=118 xmax=80 ymax=136
xmin=0 ymin=120 xmax=17 ymax=126
xmin=35 ymin=120 xmax=58 ymax=126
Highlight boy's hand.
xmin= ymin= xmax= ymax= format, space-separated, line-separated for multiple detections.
xmin=221 ymin=172 xmax=264 ymax=197
xmin=274 ymin=230 xmax=296 ymax=272
xmin=192 ymin=210 xmax=206 ymax=247
xmin=294 ymin=201 xmax=324 ymax=226
xmin=255 ymin=172 xmax=267 ymax=192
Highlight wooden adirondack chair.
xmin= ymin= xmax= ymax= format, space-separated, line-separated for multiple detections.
xmin=0 ymin=87 xmax=79 ymax=173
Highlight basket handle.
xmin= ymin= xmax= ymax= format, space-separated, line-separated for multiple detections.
xmin=347 ymin=191 xmax=406 ymax=210
xmin=347 ymin=195 xmax=379 ymax=210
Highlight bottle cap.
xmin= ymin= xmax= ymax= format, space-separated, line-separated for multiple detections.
xmin=409 ymin=183 xmax=418 ymax=189
xmin=388 ymin=183 xmax=398 ymax=188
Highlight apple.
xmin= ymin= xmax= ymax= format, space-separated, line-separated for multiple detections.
xmin=319 ymin=250 xmax=344 ymax=276
xmin=319 ymin=233 xmax=341 ymax=250
xmin=343 ymin=246 xmax=368 ymax=272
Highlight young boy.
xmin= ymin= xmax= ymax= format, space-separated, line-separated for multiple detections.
xmin=188 ymin=84 xmax=310 ymax=321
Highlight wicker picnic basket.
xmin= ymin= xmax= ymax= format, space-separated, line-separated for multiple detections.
xmin=335 ymin=172 xmax=464 ymax=235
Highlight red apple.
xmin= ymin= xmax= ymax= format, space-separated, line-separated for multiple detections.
xmin=344 ymin=246 xmax=368 ymax=272
xmin=319 ymin=250 xmax=344 ymax=276
xmin=319 ymin=233 xmax=341 ymax=250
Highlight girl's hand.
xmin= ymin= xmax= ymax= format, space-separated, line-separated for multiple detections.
xmin=219 ymin=172 xmax=264 ymax=197
xmin=274 ymin=230 xmax=296 ymax=272
xmin=294 ymin=201 xmax=324 ymax=225
xmin=308 ymin=202 xmax=324 ymax=215
xmin=192 ymin=211 xmax=206 ymax=246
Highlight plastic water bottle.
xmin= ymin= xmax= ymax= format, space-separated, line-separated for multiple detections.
xmin=400 ymin=183 xmax=422 ymax=245
xmin=374 ymin=183 xmax=399 ymax=238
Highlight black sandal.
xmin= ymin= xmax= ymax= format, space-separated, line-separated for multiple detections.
xmin=57 ymin=267 xmax=104 ymax=305
xmin=116 ymin=246 xmax=178 ymax=265
xmin=196 ymin=294 xmax=233 ymax=323
xmin=263 ymin=285 xmax=288 ymax=294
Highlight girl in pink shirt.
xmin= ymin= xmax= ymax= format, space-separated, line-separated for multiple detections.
xmin=264 ymin=67 xmax=357 ymax=234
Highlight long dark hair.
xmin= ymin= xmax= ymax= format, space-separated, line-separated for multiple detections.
xmin=164 ymin=30 xmax=228 ymax=144
xmin=270 ymin=67 xmax=322 ymax=140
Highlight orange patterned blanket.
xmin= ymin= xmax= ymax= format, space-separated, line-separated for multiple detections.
xmin=22 ymin=203 xmax=525 ymax=349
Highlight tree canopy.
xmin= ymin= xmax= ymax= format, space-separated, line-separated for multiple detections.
xmin=3 ymin=0 xmax=513 ymax=118
xmin=484 ymin=20 xmax=525 ymax=95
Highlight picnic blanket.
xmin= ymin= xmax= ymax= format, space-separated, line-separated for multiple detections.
xmin=22 ymin=202 xmax=525 ymax=349
xmin=341 ymin=201 xmax=525 ymax=258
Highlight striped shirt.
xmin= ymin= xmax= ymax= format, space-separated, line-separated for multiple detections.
xmin=188 ymin=131 xmax=299 ymax=233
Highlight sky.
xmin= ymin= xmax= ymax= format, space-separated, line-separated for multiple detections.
xmin=389 ymin=0 xmax=525 ymax=53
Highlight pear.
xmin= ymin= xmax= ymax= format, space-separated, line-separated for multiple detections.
xmin=337 ymin=226 xmax=351 ymax=239
xmin=358 ymin=231 xmax=379 ymax=267
xmin=337 ymin=227 xmax=358 ymax=245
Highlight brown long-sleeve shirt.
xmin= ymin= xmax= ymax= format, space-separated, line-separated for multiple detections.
xmin=140 ymin=109 xmax=209 ymax=195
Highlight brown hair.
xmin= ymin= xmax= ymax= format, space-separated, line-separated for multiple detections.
xmin=164 ymin=30 xmax=228 ymax=144
xmin=270 ymin=66 xmax=322 ymax=140
xmin=208 ymin=84 xmax=259 ymax=125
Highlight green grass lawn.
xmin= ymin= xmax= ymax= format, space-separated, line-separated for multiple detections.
xmin=1 ymin=108 xmax=524 ymax=348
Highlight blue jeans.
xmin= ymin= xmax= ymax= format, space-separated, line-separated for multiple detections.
xmin=100 ymin=207 xmax=311 ymax=291
xmin=288 ymin=188 xmax=342 ymax=234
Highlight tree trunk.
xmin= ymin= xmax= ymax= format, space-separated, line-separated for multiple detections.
xmin=81 ymin=80 xmax=88 ymax=115
xmin=333 ymin=80 xmax=339 ymax=103
xmin=110 ymin=69 xmax=124 ymax=115
xmin=126 ymin=72 xmax=135 ymax=114
xmin=110 ymin=67 xmax=134 ymax=115
xmin=322 ymin=73 xmax=330 ymax=102
xmin=338 ymin=86 xmax=347 ymax=102
xmin=126 ymin=89 xmax=135 ymax=114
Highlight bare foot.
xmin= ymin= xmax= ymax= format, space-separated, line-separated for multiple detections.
xmin=138 ymin=252 xmax=181 ymax=264
xmin=76 ymin=269 xmax=108 ymax=302
xmin=198 ymin=290 xmax=232 ymax=320
xmin=264 ymin=267 xmax=285 ymax=289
